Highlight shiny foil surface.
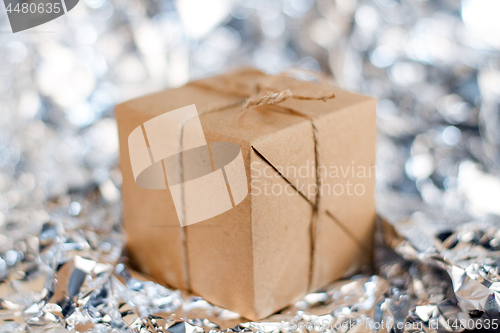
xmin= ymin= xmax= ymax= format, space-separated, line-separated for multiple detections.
xmin=0 ymin=0 xmax=500 ymax=331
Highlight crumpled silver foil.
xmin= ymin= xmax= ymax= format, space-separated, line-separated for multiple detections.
xmin=1 ymin=0 xmax=500 ymax=331
xmin=2 ymin=204 xmax=500 ymax=333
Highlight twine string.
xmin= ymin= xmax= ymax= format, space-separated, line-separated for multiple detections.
xmin=182 ymin=71 xmax=335 ymax=291
xmin=244 ymin=89 xmax=335 ymax=109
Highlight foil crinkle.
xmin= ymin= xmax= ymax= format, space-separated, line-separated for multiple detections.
xmin=1 ymin=203 xmax=500 ymax=333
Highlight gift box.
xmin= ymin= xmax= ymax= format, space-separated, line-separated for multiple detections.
xmin=116 ymin=68 xmax=377 ymax=320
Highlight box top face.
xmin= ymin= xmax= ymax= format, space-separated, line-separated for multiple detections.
xmin=116 ymin=68 xmax=374 ymax=146
xmin=116 ymin=69 xmax=376 ymax=206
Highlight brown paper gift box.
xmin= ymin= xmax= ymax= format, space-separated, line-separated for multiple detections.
xmin=116 ymin=68 xmax=377 ymax=320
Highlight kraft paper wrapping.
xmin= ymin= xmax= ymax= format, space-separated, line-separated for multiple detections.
xmin=127 ymin=104 xmax=248 ymax=227
xmin=116 ymin=68 xmax=377 ymax=320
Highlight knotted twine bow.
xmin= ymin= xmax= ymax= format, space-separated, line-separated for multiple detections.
xmin=181 ymin=70 xmax=336 ymax=291
xmin=244 ymin=88 xmax=335 ymax=107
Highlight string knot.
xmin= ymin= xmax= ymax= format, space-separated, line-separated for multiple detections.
xmin=244 ymin=89 xmax=294 ymax=109
xmin=243 ymin=89 xmax=335 ymax=109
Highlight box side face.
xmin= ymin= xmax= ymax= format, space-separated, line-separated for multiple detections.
xmin=310 ymin=98 xmax=377 ymax=289
xmin=116 ymin=82 xmax=245 ymax=290
xmin=249 ymin=148 xmax=313 ymax=320
xmin=311 ymin=211 xmax=368 ymax=288
xmin=116 ymin=102 xmax=190 ymax=289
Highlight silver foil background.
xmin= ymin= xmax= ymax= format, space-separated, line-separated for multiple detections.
xmin=1 ymin=0 xmax=500 ymax=331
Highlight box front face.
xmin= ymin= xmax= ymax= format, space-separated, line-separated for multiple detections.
xmin=185 ymin=104 xmax=314 ymax=320
xmin=185 ymin=102 xmax=321 ymax=319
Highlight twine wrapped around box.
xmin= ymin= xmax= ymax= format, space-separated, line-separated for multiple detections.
xmin=116 ymin=68 xmax=377 ymax=320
